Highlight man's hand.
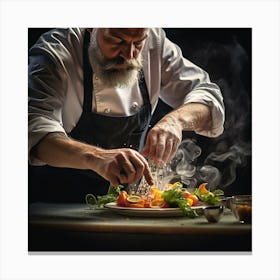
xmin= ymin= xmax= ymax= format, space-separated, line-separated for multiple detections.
xmin=142 ymin=103 xmax=212 ymax=167
xmin=32 ymin=136 xmax=154 ymax=187
xmin=85 ymin=148 xmax=154 ymax=187
xmin=142 ymin=117 xmax=182 ymax=167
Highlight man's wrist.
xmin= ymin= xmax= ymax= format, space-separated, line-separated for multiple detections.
xmin=159 ymin=112 xmax=185 ymax=132
xmin=82 ymin=146 xmax=104 ymax=172
xmin=164 ymin=103 xmax=211 ymax=132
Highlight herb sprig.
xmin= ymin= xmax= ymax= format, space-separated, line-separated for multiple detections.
xmin=161 ymin=187 xmax=198 ymax=218
xmin=194 ymin=187 xmax=224 ymax=205
xmin=85 ymin=185 xmax=124 ymax=209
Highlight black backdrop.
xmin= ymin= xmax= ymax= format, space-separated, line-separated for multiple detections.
xmin=28 ymin=28 xmax=252 ymax=196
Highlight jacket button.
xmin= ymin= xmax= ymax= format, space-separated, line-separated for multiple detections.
xmin=132 ymin=102 xmax=139 ymax=110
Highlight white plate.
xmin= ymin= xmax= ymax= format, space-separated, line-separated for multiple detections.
xmin=104 ymin=202 xmax=204 ymax=217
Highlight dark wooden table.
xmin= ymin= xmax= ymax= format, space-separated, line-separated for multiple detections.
xmin=29 ymin=203 xmax=251 ymax=252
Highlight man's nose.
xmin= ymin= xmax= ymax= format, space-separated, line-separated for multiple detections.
xmin=120 ymin=43 xmax=136 ymax=61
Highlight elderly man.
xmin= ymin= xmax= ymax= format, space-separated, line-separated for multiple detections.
xmin=28 ymin=28 xmax=225 ymax=202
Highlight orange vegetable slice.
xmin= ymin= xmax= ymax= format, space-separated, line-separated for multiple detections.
xmin=188 ymin=194 xmax=199 ymax=206
xmin=150 ymin=199 xmax=166 ymax=208
xmin=150 ymin=187 xmax=163 ymax=200
xmin=126 ymin=201 xmax=145 ymax=208
xmin=198 ymin=183 xmax=209 ymax=193
xmin=186 ymin=198 xmax=193 ymax=206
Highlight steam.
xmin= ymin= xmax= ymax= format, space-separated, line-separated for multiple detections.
xmin=197 ymin=165 xmax=221 ymax=190
xmin=164 ymin=34 xmax=251 ymax=193
xmin=204 ymin=142 xmax=251 ymax=188
xmin=168 ymin=139 xmax=224 ymax=191
xmin=167 ymin=138 xmax=250 ymax=192
xmin=175 ymin=139 xmax=201 ymax=177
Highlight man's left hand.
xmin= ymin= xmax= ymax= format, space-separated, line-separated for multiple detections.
xmin=142 ymin=117 xmax=182 ymax=166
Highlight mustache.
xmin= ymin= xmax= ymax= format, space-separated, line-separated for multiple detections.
xmin=103 ymin=56 xmax=142 ymax=71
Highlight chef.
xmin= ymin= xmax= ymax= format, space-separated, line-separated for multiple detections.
xmin=28 ymin=28 xmax=225 ymax=202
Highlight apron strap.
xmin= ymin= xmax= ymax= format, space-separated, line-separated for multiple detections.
xmin=138 ymin=70 xmax=151 ymax=110
xmin=83 ymin=30 xmax=93 ymax=113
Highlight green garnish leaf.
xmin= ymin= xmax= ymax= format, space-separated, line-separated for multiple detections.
xmin=161 ymin=187 xmax=198 ymax=218
xmin=85 ymin=193 xmax=97 ymax=209
xmin=194 ymin=187 xmax=224 ymax=205
xmin=213 ymin=189 xmax=224 ymax=196
xmin=85 ymin=184 xmax=125 ymax=209
xmin=95 ymin=194 xmax=117 ymax=207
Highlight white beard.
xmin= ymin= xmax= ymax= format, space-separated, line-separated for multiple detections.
xmin=88 ymin=30 xmax=143 ymax=88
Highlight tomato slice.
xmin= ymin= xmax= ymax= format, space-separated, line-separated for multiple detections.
xmin=116 ymin=191 xmax=129 ymax=206
xmin=183 ymin=191 xmax=191 ymax=199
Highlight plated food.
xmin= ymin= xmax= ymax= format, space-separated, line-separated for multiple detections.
xmin=104 ymin=202 xmax=188 ymax=217
xmin=86 ymin=182 xmax=224 ymax=218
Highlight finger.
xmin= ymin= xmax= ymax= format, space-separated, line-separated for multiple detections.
xmin=129 ymin=154 xmax=146 ymax=183
xmin=154 ymin=135 xmax=166 ymax=166
xmin=107 ymin=173 xmax=121 ymax=187
xmin=166 ymin=138 xmax=181 ymax=163
xmin=107 ymin=164 xmax=122 ymax=186
xmin=133 ymin=152 xmax=152 ymax=184
xmin=135 ymin=154 xmax=153 ymax=185
xmin=141 ymin=134 xmax=152 ymax=158
xmin=161 ymin=138 xmax=174 ymax=164
xmin=119 ymin=159 xmax=144 ymax=184
xmin=115 ymin=153 xmax=136 ymax=184
xmin=144 ymin=130 xmax=158 ymax=161
xmin=143 ymin=164 xmax=154 ymax=185
xmin=141 ymin=136 xmax=150 ymax=157
xmin=110 ymin=177 xmax=120 ymax=187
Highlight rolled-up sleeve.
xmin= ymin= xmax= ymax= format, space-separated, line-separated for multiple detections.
xmin=28 ymin=48 xmax=67 ymax=165
xmin=159 ymin=30 xmax=225 ymax=137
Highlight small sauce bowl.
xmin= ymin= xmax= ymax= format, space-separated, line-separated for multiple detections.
xmin=203 ymin=205 xmax=224 ymax=223
xmin=230 ymin=195 xmax=252 ymax=224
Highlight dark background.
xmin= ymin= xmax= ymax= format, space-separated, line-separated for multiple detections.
xmin=28 ymin=28 xmax=252 ymax=196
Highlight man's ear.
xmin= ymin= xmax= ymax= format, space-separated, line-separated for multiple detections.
xmin=87 ymin=28 xmax=93 ymax=33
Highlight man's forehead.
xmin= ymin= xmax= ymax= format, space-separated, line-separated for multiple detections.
xmin=105 ymin=28 xmax=149 ymax=38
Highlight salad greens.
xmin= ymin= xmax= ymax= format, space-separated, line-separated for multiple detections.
xmin=85 ymin=181 xmax=224 ymax=219
xmin=194 ymin=187 xmax=224 ymax=205
xmin=161 ymin=187 xmax=198 ymax=218
xmin=85 ymin=185 xmax=124 ymax=209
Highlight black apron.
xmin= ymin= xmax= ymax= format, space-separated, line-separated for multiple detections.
xmin=29 ymin=30 xmax=152 ymax=203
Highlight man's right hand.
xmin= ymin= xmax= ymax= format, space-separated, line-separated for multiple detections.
xmin=84 ymin=147 xmax=154 ymax=187
xmin=32 ymin=136 xmax=154 ymax=187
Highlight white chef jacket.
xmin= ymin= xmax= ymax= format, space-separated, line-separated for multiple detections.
xmin=28 ymin=28 xmax=225 ymax=165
